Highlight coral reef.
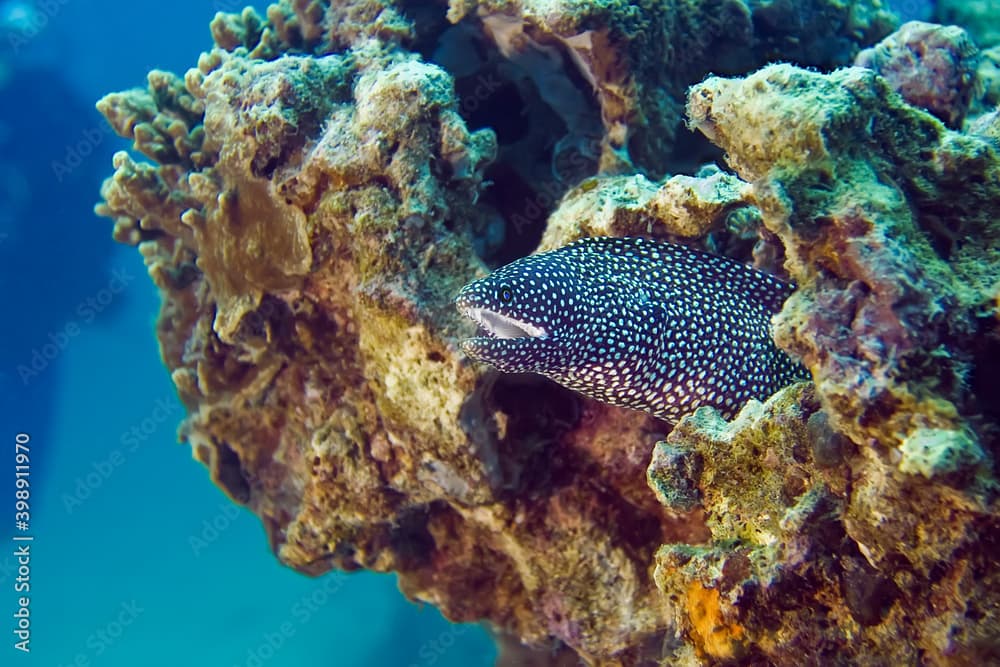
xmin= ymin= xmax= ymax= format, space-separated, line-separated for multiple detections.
xmin=855 ymin=20 xmax=980 ymax=128
xmin=651 ymin=384 xmax=1000 ymax=664
xmin=687 ymin=63 xmax=1000 ymax=458
xmin=656 ymin=59 xmax=1000 ymax=665
xmin=96 ymin=1 xmax=1000 ymax=665
xmin=448 ymin=0 xmax=897 ymax=177
xmin=97 ymin=4 xmax=683 ymax=663
xmin=536 ymin=168 xmax=752 ymax=251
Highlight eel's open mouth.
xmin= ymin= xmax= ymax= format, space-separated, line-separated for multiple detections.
xmin=461 ymin=307 xmax=547 ymax=340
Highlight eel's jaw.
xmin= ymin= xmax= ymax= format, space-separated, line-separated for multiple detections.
xmin=455 ymin=300 xmax=550 ymax=370
xmin=461 ymin=306 xmax=548 ymax=340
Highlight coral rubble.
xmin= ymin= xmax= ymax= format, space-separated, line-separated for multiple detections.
xmin=96 ymin=1 xmax=1000 ymax=665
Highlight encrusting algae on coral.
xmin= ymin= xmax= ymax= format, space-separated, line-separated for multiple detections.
xmin=95 ymin=1 xmax=1000 ymax=664
xmin=684 ymin=582 xmax=746 ymax=661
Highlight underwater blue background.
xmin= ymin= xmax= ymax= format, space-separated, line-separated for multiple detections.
xmin=0 ymin=1 xmax=495 ymax=664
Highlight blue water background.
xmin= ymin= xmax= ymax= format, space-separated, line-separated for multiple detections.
xmin=0 ymin=1 xmax=495 ymax=665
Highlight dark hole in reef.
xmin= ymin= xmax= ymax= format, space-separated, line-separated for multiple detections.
xmin=478 ymin=163 xmax=551 ymax=266
xmin=840 ymin=554 xmax=900 ymax=627
xmin=969 ymin=326 xmax=1000 ymax=466
xmin=459 ymin=74 xmax=530 ymax=144
xmin=970 ymin=331 xmax=1000 ymax=409
xmin=396 ymin=0 xmax=452 ymax=59
xmin=239 ymin=294 xmax=296 ymax=352
xmin=665 ymin=119 xmax=724 ymax=175
xmin=597 ymin=486 xmax=666 ymax=561
xmin=431 ymin=19 xmax=596 ymax=266
xmin=484 ymin=373 xmax=581 ymax=495
xmin=213 ymin=440 xmax=251 ymax=504
xmin=835 ymin=530 xmax=901 ymax=627
xmin=858 ymin=390 xmax=901 ymax=429
xmin=250 ymin=123 xmax=312 ymax=180
xmin=922 ymin=216 xmax=955 ymax=260
xmin=390 ymin=504 xmax=437 ymax=571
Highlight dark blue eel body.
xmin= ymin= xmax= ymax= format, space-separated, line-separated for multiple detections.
xmin=455 ymin=236 xmax=806 ymax=422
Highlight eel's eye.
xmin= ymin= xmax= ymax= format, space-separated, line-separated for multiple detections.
xmin=499 ymin=285 xmax=514 ymax=303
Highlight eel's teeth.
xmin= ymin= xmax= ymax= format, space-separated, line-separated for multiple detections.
xmin=471 ymin=308 xmax=546 ymax=340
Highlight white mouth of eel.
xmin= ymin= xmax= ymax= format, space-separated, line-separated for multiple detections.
xmin=464 ymin=308 xmax=547 ymax=340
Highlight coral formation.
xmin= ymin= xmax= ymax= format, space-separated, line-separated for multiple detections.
xmin=537 ymin=169 xmax=752 ymax=251
xmin=653 ymin=57 xmax=1000 ymax=665
xmin=650 ymin=384 xmax=1000 ymax=664
xmin=448 ymin=0 xmax=897 ymax=177
xmin=855 ymin=20 xmax=980 ymax=128
xmin=686 ymin=63 xmax=1000 ymax=457
xmin=96 ymin=1 xmax=1000 ymax=665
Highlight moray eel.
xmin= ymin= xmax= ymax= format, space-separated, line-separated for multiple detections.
xmin=455 ymin=236 xmax=805 ymax=421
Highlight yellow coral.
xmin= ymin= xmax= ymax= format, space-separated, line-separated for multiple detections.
xmin=686 ymin=582 xmax=746 ymax=661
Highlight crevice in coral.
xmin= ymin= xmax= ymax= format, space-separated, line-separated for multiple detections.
xmin=389 ymin=504 xmax=437 ymax=570
xmin=212 ymin=439 xmax=252 ymax=504
xmin=431 ymin=19 xmax=601 ymax=265
xmin=478 ymin=372 xmax=581 ymax=496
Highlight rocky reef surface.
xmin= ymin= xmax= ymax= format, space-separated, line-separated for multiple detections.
xmin=96 ymin=1 xmax=1000 ymax=664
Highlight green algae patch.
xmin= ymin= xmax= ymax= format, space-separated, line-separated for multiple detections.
xmin=898 ymin=427 xmax=985 ymax=478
